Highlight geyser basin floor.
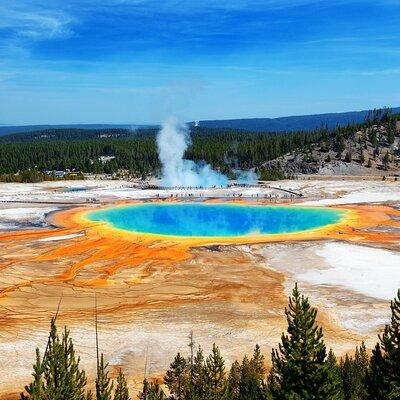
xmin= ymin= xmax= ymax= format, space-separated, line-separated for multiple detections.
xmin=87 ymin=203 xmax=346 ymax=238
xmin=0 ymin=194 xmax=400 ymax=398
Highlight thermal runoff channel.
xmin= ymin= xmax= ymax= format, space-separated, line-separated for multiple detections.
xmin=87 ymin=203 xmax=346 ymax=237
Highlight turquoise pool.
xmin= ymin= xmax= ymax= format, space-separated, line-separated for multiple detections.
xmin=87 ymin=203 xmax=345 ymax=237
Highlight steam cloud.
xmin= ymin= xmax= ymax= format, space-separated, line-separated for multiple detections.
xmin=224 ymin=141 xmax=259 ymax=185
xmin=157 ymin=118 xmax=228 ymax=188
xmin=235 ymin=170 xmax=259 ymax=186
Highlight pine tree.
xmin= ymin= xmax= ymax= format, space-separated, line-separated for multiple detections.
xmin=138 ymin=379 xmax=149 ymax=400
xmin=226 ymin=361 xmax=241 ymax=400
xmin=204 ymin=344 xmax=226 ymax=400
xmin=114 ymin=369 xmax=130 ymax=400
xmin=139 ymin=379 xmax=167 ymax=400
xmin=373 ymin=146 xmax=380 ymax=159
xmin=369 ymin=129 xmax=378 ymax=146
xmin=325 ymin=350 xmax=344 ymax=400
xmin=341 ymin=342 xmax=369 ymax=400
xmin=164 ymin=353 xmax=189 ymax=400
xmin=387 ymin=125 xmax=395 ymax=144
xmin=237 ymin=345 xmax=266 ymax=400
xmin=21 ymin=319 xmax=90 ymax=400
xmin=383 ymin=151 xmax=390 ymax=170
xmin=251 ymin=344 xmax=266 ymax=381
xmin=340 ymin=355 xmax=352 ymax=399
xmin=367 ymin=344 xmax=387 ymax=400
xmin=20 ymin=349 xmax=46 ymax=400
xmin=268 ymin=284 xmax=342 ymax=400
xmin=96 ymin=353 xmax=113 ymax=400
xmin=188 ymin=346 xmax=207 ymax=400
xmin=370 ymin=289 xmax=400 ymax=400
xmin=335 ymin=134 xmax=345 ymax=159
xmin=239 ymin=355 xmax=264 ymax=400
xmin=354 ymin=343 xmax=369 ymax=397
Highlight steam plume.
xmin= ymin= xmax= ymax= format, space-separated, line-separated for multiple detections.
xmin=235 ymin=169 xmax=259 ymax=186
xmin=157 ymin=117 xmax=228 ymax=188
xmin=224 ymin=142 xmax=259 ymax=186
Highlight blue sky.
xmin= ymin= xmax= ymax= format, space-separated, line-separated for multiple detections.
xmin=0 ymin=0 xmax=399 ymax=125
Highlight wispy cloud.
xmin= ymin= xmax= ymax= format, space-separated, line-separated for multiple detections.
xmin=0 ymin=3 xmax=75 ymax=40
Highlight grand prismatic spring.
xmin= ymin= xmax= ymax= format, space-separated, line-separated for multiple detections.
xmin=0 ymin=180 xmax=400 ymax=398
xmin=87 ymin=203 xmax=347 ymax=237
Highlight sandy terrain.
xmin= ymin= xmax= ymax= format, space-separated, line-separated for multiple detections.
xmin=0 ymin=178 xmax=399 ymax=398
xmin=260 ymin=242 xmax=398 ymax=334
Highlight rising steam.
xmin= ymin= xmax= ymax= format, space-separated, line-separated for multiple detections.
xmin=235 ymin=170 xmax=259 ymax=186
xmin=157 ymin=117 xmax=228 ymax=188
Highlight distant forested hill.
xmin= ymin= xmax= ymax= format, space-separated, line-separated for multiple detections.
xmin=2 ymin=107 xmax=399 ymax=138
xmin=0 ymin=128 xmax=157 ymax=143
xmin=190 ymin=107 xmax=400 ymax=132
xmin=0 ymin=124 xmax=153 ymax=137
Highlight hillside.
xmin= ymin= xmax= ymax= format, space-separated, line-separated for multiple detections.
xmin=191 ymin=107 xmax=400 ymax=132
xmin=264 ymin=117 xmax=400 ymax=176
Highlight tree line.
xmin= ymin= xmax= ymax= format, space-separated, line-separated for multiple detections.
xmin=1 ymin=109 xmax=398 ymax=182
xmin=20 ymin=284 xmax=400 ymax=399
xmin=0 ymin=127 xmax=327 ymax=179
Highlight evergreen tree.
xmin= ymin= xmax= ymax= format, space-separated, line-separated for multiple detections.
xmin=114 ymin=369 xmax=130 ymax=400
xmin=226 ymin=361 xmax=241 ymax=400
xmin=387 ymin=125 xmax=395 ymax=144
xmin=368 ymin=129 xmax=378 ymax=146
xmin=96 ymin=353 xmax=113 ymax=400
xmin=20 ymin=349 xmax=46 ymax=400
xmin=340 ymin=343 xmax=368 ymax=400
xmin=138 ymin=379 xmax=149 ymax=400
xmin=376 ymin=289 xmax=400 ymax=398
xmin=21 ymin=319 xmax=90 ymax=400
xmin=325 ymin=350 xmax=344 ymax=400
xmin=383 ymin=151 xmax=390 ymax=170
xmin=138 ymin=379 xmax=167 ymax=400
xmin=251 ymin=344 xmax=266 ymax=381
xmin=354 ymin=343 xmax=369 ymax=397
xmin=164 ymin=353 xmax=189 ymax=400
xmin=335 ymin=135 xmax=345 ymax=159
xmin=239 ymin=355 xmax=264 ymax=400
xmin=367 ymin=344 xmax=387 ymax=400
xmin=237 ymin=345 xmax=266 ymax=400
xmin=268 ymin=284 xmax=342 ymax=400
xmin=204 ymin=344 xmax=226 ymax=400
xmin=188 ymin=346 xmax=207 ymax=400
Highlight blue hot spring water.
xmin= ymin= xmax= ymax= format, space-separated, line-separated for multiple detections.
xmin=87 ymin=203 xmax=345 ymax=237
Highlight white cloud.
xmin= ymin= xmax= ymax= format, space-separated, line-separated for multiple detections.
xmin=0 ymin=4 xmax=75 ymax=40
